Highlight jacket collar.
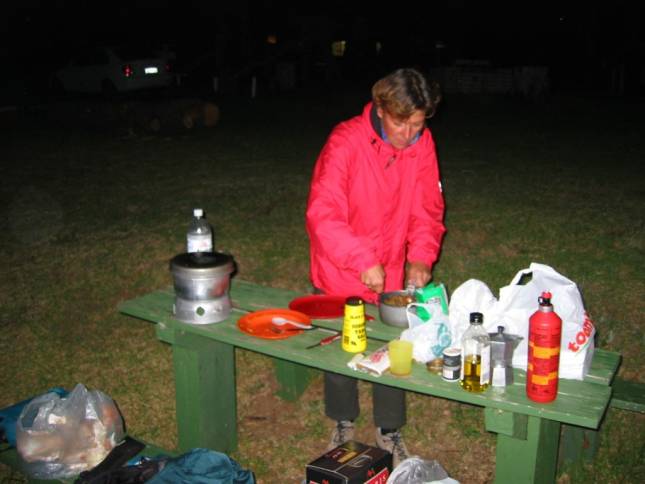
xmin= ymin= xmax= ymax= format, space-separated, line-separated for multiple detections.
xmin=369 ymin=103 xmax=384 ymax=140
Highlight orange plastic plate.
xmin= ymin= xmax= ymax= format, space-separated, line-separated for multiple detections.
xmin=237 ymin=308 xmax=312 ymax=340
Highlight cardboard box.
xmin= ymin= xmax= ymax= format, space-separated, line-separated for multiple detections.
xmin=306 ymin=441 xmax=392 ymax=484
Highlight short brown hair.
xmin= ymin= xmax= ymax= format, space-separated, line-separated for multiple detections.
xmin=372 ymin=68 xmax=442 ymax=119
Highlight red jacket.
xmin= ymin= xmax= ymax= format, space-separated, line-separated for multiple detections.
xmin=306 ymin=102 xmax=446 ymax=304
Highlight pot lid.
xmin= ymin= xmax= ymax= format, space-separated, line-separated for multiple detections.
xmin=170 ymin=251 xmax=234 ymax=275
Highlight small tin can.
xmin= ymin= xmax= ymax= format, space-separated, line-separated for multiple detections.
xmin=442 ymin=347 xmax=461 ymax=382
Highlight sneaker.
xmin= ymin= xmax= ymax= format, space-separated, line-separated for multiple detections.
xmin=375 ymin=428 xmax=410 ymax=467
xmin=327 ymin=420 xmax=355 ymax=451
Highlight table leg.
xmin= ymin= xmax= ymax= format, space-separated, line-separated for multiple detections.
xmin=273 ymin=360 xmax=315 ymax=401
xmin=172 ymin=331 xmax=237 ymax=453
xmin=559 ymin=424 xmax=600 ymax=466
xmin=486 ymin=409 xmax=560 ymax=483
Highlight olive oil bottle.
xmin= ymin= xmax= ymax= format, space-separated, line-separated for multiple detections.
xmin=459 ymin=312 xmax=491 ymax=392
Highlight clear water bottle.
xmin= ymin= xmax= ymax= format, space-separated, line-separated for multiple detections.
xmin=186 ymin=208 xmax=213 ymax=253
xmin=459 ymin=312 xmax=491 ymax=392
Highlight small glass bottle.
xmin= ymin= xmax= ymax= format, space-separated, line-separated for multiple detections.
xmin=459 ymin=312 xmax=491 ymax=392
xmin=186 ymin=208 xmax=213 ymax=253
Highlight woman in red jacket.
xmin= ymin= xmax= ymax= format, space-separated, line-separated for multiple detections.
xmin=305 ymin=68 xmax=445 ymax=466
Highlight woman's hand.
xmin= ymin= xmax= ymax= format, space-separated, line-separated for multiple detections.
xmin=361 ymin=264 xmax=385 ymax=294
xmin=406 ymin=261 xmax=432 ymax=288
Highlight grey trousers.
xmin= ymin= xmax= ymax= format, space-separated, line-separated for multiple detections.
xmin=324 ymin=372 xmax=406 ymax=429
xmin=312 ymin=286 xmax=407 ymax=429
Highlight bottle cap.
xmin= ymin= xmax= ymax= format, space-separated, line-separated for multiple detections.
xmin=345 ymin=296 xmax=364 ymax=306
xmin=469 ymin=312 xmax=483 ymax=324
xmin=538 ymin=291 xmax=553 ymax=307
xmin=193 ymin=208 xmax=204 ymax=217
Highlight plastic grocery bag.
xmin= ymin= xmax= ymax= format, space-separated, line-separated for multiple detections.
xmin=446 ymin=279 xmax=501 ymax=346
xmin=0 ymin=387 xmax=68 ymax=447
xmin=497 ymin=263 xmax=595 ymax=379
xmin=16 ymin=383 xmax=125 ymax=479
xmin=448 ymin=263 xmax=595 ymax=380
xmin=386 ymin=456 xmax=459 ymax=484
xmin=400 ymin=302 xmax=452 ymax=363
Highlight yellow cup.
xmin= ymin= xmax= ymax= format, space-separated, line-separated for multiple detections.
xmin=388 ymin=340 xmax=414 ymax=376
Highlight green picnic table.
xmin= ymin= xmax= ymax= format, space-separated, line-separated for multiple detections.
xmin=118 ymin=279 xmax=621 ymax=484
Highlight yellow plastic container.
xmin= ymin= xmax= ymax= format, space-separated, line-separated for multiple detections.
xmin=342 ymin=297 xmax=367 ymax=353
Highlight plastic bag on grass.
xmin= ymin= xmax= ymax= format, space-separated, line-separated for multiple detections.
xmin=16 ymin=383 xmax=125 ymax=480
xmin=0 ymin=387 xmax=68 ymax=447
xmin=386 ymin=456 xmax=459 ymax=483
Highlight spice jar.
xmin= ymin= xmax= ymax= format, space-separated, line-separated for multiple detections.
xmin=442 ymin=347 xmax=461 ymax=382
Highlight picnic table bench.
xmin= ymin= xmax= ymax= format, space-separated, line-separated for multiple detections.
xmin=118 ymin=279 xmax=623 ymax=484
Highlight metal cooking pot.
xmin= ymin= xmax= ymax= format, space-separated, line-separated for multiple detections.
xmin=169 ymin=251 xmax=235 ymax=324
xmin=169 ymin=252 xmax=235 ymax=301
xmin=378 ymin=289 xmax=416 ymax=328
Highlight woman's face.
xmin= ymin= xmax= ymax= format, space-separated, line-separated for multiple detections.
xmin=377 ymin=108 xmax=426 ymax=149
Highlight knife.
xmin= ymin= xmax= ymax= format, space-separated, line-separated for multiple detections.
xmin=305 ymin=332 xmax=342 ymax=349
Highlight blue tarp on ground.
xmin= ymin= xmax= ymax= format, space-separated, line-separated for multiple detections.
xmin=147 ymin=448 xmax=254 ymax=484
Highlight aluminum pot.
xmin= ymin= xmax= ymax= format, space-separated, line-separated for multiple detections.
xmin=169 ymin=252 xmax=235 ymax=301
xmin=378 ymin=290 xmax=416 ymax=328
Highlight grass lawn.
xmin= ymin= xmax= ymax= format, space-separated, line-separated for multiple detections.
xmin=1 ymin=84 xmax=643 ymax=483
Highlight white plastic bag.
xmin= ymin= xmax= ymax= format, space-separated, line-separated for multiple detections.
xmin=16 ymin=383 xmax=125 ymax=479
xmin=386 ymin=456 xmax=459 ymax=484
xmin=498 ymin=263 xmax=595 ymax=379
xmin=448 ymin=263 xmax=595 ymax=380
xmin=446 ymin=279 xmax=500 ymax=347
xmin=400 ymin=302 xmax=452 ymax=363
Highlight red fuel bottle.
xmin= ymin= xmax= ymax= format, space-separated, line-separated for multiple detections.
xmin=526 ymin=291 xmax=563 ymax=403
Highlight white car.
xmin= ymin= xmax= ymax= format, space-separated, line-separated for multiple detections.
xmin=54 ymin=46 xmax=174 ymax=94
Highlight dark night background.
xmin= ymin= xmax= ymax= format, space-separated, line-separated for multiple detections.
xmin=1 ymin=4 xmax=644 ymax=482
xmin=2 ymin=0 xmax=644 ymax=102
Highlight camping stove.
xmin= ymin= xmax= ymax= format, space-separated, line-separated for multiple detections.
xmin=169 ymin=251 xmax=235 ymax=325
